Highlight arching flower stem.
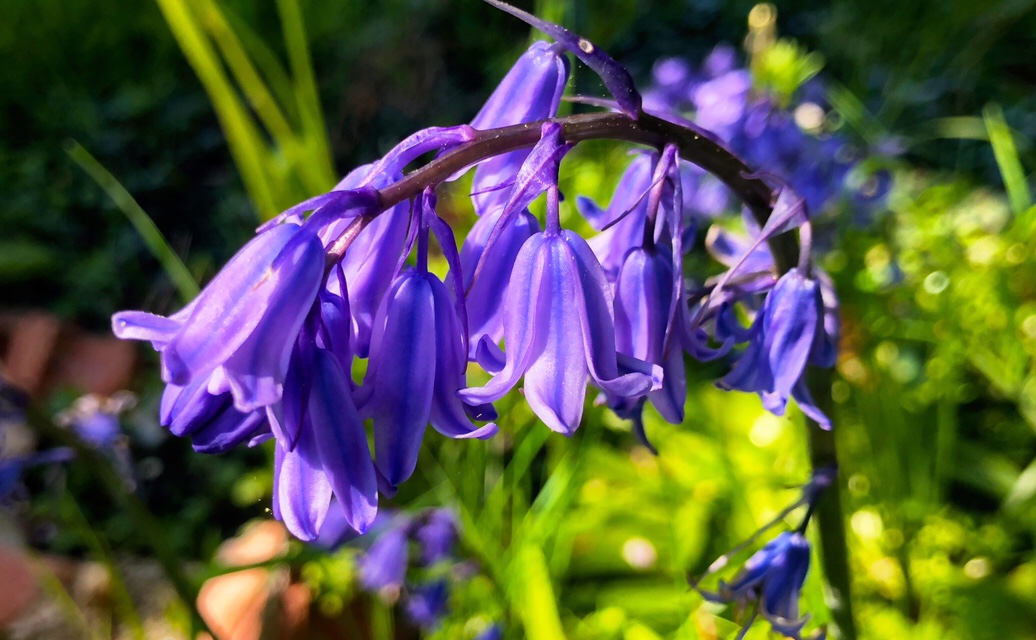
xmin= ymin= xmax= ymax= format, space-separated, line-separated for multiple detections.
xmin=310 ymin=107 xmax=851 ymax=639
xmin=318 ymin=111 xmax=800 ymax=273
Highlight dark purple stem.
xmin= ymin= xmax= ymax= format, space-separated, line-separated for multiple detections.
xmin=372 ymin=112 xmax=796 ymax=272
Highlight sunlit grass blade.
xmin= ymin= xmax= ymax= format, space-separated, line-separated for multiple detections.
xmin=276 ymin=0 xmax=335 ymax=186
xmin=193 ymin=0 xmax=296 ymax=151
xmin=196 ymin=0 xmax=335 ymax=197
xmin=512 ymin=543 xmax=566 ymax=639
xmin=983 ymin=102 xmax=1032 ymax=215
xmin=65 ymin=140 xmax=199 ymax=303
xmin=155 ymin=0 xmax=279 ymax=217
xmin=826 ymin=83 xmax=885 ymax=146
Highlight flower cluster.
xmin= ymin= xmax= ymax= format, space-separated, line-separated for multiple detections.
xmin=113 ymin=4 xmax=840 ymax=543
xmin=327 ymin=508 xmax=481 ymax=632
xmin=691 ymin=467 xmax=836 ymax=639
xmin=644 ymin=44 xmax=892 ymax=225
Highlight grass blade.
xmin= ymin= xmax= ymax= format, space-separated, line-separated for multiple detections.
xmin=155 ymin=0 xmax=279 ymax=217
xmin=984 ymin=102 xmax=1032 ymax=214
xmin=65 ymin=140 xmax=199 ymax=302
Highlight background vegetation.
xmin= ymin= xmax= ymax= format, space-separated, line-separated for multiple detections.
xmin=1 ymin=0 xmax=1035 ymax=638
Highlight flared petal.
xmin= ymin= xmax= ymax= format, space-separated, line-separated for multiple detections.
xmin=111 ymin=311 xmax=182 ymax=350
xmin=428 ymin=280 xmax=498 ymax=440
xmin=160 ymin=377 xmax=225 ymax=436
xmin=792 ymin=379 xmax=831 ymax=429
xmin=309 ymin=349 xmax=378 ymax=533
xmin=650 ymin=344 xmax=686 ymax=423
xmin=274 ymin=426 xmax=333 ymax=541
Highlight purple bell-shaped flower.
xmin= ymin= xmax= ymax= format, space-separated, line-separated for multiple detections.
xmin=470 ymin=40 xmax=569 ymax=216
xmin=357 ymin=190 xmax=497 ymax=494
xmin=272 ymin=345 xmax=378 ymax=540
xmin=113 ymin=221 xmax=326 ymax=413
xmin=461 ymin=124 xmax=661 ymax=434
xmin=717 ymin=268 xmax=823 ymax=422
xmin=700 ymin=532 xmax=820 ymax=640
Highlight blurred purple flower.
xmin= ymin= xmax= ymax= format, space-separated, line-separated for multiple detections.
xmin=697 ymin=532 xmax=820 ymax=640
xmin=360 ymin=520 xmax=411 ymax=595
xmin=405 ymin=578 xmax=450 ymax=628
xmin=413 ymin=509 xmax=457 ymax=566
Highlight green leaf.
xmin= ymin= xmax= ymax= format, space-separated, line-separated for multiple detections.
xmin=983 ymin=103 xmax=1032 ymax=215
xmin=65 ymin=140 xmax=199 ymax=302
xmin=512 ymin=543 xmax=566 ymax=640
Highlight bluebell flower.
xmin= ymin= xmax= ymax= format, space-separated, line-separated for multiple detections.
xmin=360 ymin=518 xmax=411 ymax=596
xmin=357 ymin=190 xmax=497 ymax=493
xmin=0 ymin=448 xmax=74 ymax=502
xmin=272 ymin=345 xmax=378 ymax=540
xmin=55 ymin=392 xmax=136 ymax=449
xmin=459 ymin=206 xmax=541 ymax=357
xmin=698 ymin=532 xmax=820 ymax=640
xmin=470 ymin=41 xmax=569 ymax=216
xmin=323 ymin=165 xmax=412 ymax=358
xmin=322 ymin=127 xmax=476 ymax=356
xmin=700 ymin=200 xmax=838 ymax=427
xmin=354 ymin=507 xmax=462 ymax=628
xmin=717 ymin=268 xmax=825 ymax=424
xmin=462 ymin=124 xmax=661 ymax=434
xmin=691 ymin=65 xmax=751 ymax=138
xmin=600 ymin=145 xmax=688 ymax=446
xmin=414 ymin=509 xmax=457 ymax=566
xmin=642 ymin=43 xmax=892 ymax=223
xmin=486 ymin=0 xmax=642 ymax=118
xmin=113 ymin=221 xmax=326 ymax=413
xmin=613 ymin=245 xmax=686 ymax=427
xmin=576 ymin=151 xmax=656 ymax=279
xmin=405 ymin=578 xmax=450 ymax=629
xmin=692 ymin=468 xmax=834 ymax=639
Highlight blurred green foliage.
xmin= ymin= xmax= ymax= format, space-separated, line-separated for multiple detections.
xmin=3 ymin=1 xmax=1036 ymax=639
